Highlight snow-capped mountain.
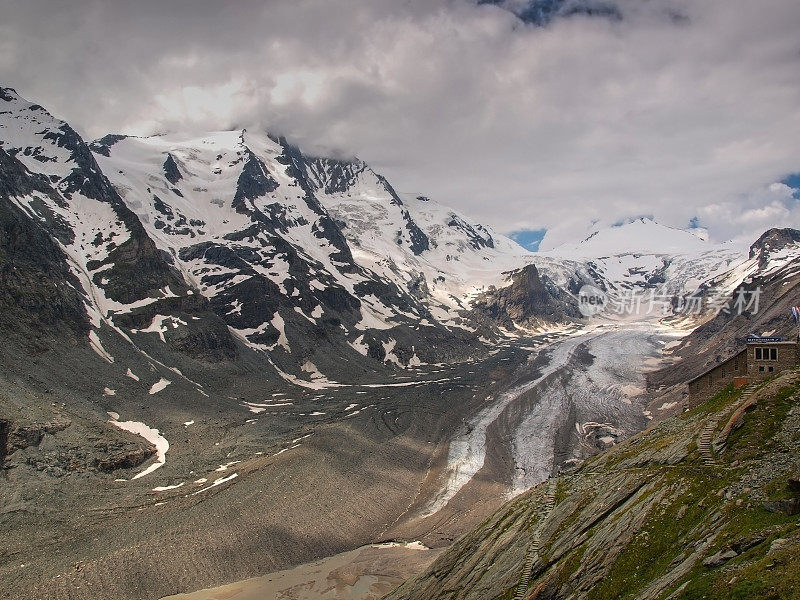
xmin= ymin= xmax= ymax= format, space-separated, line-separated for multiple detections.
xmin=477 ymin=218 xmax=795 ymax=331
xmin=0 ymin=86 xmax=537 ymax=386
xmin=92 ymin=129 xmax=530 ymax=327
xmin=90 ymin=128 xmax=541 ymax=376
xmin=1 ymin=85 xmax=796 ymax=388
xmin=537 ymin=218 xmax=747 ymax=304
xmin=0 ymin=87 xmax=238 ymax=364
xmin=549 ymin=217 xmax=712 ymax=257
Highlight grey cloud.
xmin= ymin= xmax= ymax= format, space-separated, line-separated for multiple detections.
xmin=1 ymin=0 xmax=799 ymax=248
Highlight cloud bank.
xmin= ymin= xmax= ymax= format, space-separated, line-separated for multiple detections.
xmin=1 ymin=0 xmax=799 ymax=248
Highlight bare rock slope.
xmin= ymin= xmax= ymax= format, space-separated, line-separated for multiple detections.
xmin=387 ymin=370 xmax=800 ymax=600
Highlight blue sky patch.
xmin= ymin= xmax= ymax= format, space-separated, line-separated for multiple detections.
xmin=781 ymin=173 xmax=800 ymax=199
xmin=510 ymin=228 xmax=547 ymax=251
xmin=478 ymin=0 xmax=622 ymax=26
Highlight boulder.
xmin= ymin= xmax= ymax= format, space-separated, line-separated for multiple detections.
xmin=788 ymin=472 xmax=800 ymax=495
xmin=703 ymin=549 xmax=738 ymax=568
xmin=769 ymin=538 xmax=790 ymax=554
xmin=764 ymin=498 xmax=800 ymax=516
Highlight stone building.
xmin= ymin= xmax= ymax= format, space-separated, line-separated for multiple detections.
xmin=688 ymin=336 xmax=799 ymax=402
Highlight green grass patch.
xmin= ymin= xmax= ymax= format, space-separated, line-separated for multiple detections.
xmin=585 ymin=466 xmax=736 ymax=600
xmin=670 ymin=489 xmax=799 ymax=600
xmin=543 ymin=489 xmax=596 ymax=556
xmin=681 ymin=384 xmax=741 ymax=420
xmin=554 ymin=477 xmax=569 ymax=505
xmin=552 ymin=543 xmax=588 ymax=589
xmin=676 ymin=529 xmax=800 ymax=600
xmin=492 ymin=587 xmax=517 ymax=600
xmin=725 ymin=383 xmax=798 ymax=463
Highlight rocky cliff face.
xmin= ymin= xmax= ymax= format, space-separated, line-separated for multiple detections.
xmin=0 ymin=147 xmax=88 ymax=342
xmin=472 ymin=264 xmax=580 ymax=329
xmin=749 ymin=227 xmax=800 ymax=268
xmin=0 ymin=87 xmax=238 ymax=364
xmin=387 ymin=371 xmax=800 ymax=600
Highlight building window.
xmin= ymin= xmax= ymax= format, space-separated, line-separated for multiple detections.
xmin=734 ymin=363 xmax=738 ymax=371
xmin=755 ymin=347 xmax=779 ymax=361
xmin=759 ymin=366 xmax=765 ymax=372
xmin=768 ymin=366 xmax=774 ymax=372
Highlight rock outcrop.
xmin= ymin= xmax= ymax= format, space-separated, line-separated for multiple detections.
xmin=472 ymin=264 xmax=580 ymax=330
xmin=749 ymin=227 xmax=800 ymax=268
xmin=0 ymin=414 xmax=157 ymax=477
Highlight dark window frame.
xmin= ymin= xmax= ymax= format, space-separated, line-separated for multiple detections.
xmin=755 ymin=347 xmax=779 ymax=361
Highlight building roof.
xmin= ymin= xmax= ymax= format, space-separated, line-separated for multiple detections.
xmin=688 ymin=338 xmax=798 ymax=386
xmin=687 ymin=347 xmax=747 ymax=385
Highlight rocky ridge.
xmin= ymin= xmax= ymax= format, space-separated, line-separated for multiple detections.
xmin=387 ymin=370 xmax=800 ymax=600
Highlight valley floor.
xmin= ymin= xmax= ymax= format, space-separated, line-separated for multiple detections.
xmin=1 ymin=336 xmax=527 ymax=600
xmin=160 ymin=542 xmax=443 ymax=600
xmin=75 ymin=317 xmax=684 ymax=600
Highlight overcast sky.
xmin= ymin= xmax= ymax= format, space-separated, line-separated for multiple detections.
xmin=1 ymin=0 xmax=799 ymax=249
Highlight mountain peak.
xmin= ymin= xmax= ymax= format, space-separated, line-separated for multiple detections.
xmin=748 ymin=227 xmax=800 ymax=269
xmin=749 ymin=227 xmax=800 ymax=256
xmin=0 ymin=85 xmax=55 ymax=117
xmin=548 ymin=217 xmax=710 ymax=259
xmin=0 ymin=86 xmax=20 ymax=102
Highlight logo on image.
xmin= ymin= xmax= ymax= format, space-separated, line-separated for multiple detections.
xmin=578 ymin=285 xmax=607 ymax=317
